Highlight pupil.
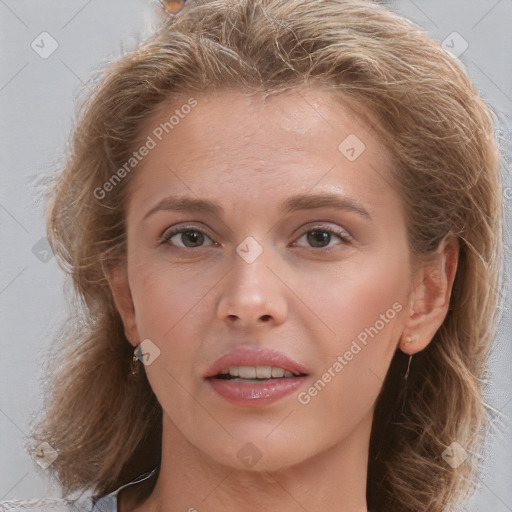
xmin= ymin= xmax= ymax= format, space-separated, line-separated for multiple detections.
xmin=307 ymin=230 xmax=330 ymax=247
xmin=183 ymin=231 xmax=203 ymax=247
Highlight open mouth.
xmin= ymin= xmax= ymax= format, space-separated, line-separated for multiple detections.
xmin=211 ymin=365 xmax=308 ymax=383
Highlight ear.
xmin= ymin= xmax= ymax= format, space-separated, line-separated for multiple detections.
xmin=399 ymin=234 xmax=460 ymax=355
xmin=105 ymin=259 xmax=140 ymax=348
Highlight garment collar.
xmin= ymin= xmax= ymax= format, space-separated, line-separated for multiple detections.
xmin=92 ymin=465 xmax=159 ymax=512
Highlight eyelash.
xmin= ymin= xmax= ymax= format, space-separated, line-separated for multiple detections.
xmin=160 ymin=224 xmax=353 ymax=250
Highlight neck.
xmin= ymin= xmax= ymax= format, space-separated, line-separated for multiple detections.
xmin=131 ymin=410 xmax=372 ymax=512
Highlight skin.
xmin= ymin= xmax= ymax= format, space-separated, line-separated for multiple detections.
xmin=107 ymin=86 xmax=459 ymax=512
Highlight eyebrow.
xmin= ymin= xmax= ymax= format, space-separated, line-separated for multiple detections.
xmin=142 ymin=193 xmax=372 ymax=221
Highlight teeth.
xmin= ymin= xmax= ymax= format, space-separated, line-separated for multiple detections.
xmin=271 ymin=367 xmax=285 ymax=378
xmin=256 ymin=366 xmax=272 ymax=378
xmin=219 ymin=366 xmax=300 ymax=379
xmin=238 ymin=366 xmax=257 ymax=379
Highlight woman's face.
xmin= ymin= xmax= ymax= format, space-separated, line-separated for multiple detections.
xmin=119 ymin=87 xmax=415 ymax=471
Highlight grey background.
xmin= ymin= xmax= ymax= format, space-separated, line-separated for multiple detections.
xmin=0 ymin=1 xmax=510 ymax=510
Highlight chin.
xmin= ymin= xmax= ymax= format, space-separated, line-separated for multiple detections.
xmin=194 ymin=431 xmax=315 ymax=473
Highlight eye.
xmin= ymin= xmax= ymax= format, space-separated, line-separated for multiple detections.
xmin=160 ymin=224 xmax=352 ymax=250
xmin=294 ymin=225 xmax=352 ymax=250
xmin=161 ymin=225 xmax=216 ymax=248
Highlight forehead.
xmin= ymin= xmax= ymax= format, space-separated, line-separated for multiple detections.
xmin=126 ymin=86 xmax=398 ymax=218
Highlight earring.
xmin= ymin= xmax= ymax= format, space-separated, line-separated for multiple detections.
xmin=130 ymin=346 xmax=142 ymax=376
xmin=404 ymin=354 xmax=413 ymax=380
xmin=405 ymin=333 xmax=419 ymax=344
xmin=401 ymin=354 xmax=413 ymax=412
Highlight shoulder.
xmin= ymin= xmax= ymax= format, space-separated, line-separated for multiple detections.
xmin=0 ymin=497 xmax=91 ymax=512
xmin=0 ymin=465 xmax=158 ymax=512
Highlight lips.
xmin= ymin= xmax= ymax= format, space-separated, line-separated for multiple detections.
xmin=204 ymin=348 xmax=309 ymax=406
xmin=204 ymin=348 xmax=309 ymax=379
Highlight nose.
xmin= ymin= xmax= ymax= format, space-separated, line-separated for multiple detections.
xmin=216 ymin=248 xmax=288 ymax=328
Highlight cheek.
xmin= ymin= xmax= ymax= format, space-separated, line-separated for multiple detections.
xmin=129 ymin=256 xmax=213 ymax=340
xmin=128 ymin=263 xmax=211 ymax=418
xmin=127 ymin=256 xmax=223 ymax=397
xmin=319 ymin=258 xmax=407 ymax=396
xmin=306 ymin=252 xmax=409 ymax=348
xmin=296 ymin=266 xmax=407 ymax=438
xmin=301 ymin=256 xmax=408 ymax=409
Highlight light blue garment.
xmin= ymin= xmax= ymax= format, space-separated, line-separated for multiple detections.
xmin=0 ymin=466 xmax=159 ymax=512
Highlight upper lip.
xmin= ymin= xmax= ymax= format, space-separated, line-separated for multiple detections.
xmin=204 ymin=348 xmax=309 ymax=378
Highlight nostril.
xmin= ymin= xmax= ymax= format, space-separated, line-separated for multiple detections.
xmin=225 ymin=314 xmax=272 ymax=322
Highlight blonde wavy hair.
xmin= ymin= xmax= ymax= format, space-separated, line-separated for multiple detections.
xmin=31 ymin=0 xmax=504 ymax=510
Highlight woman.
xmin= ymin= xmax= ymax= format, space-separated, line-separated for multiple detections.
xmin=0 ymin=0 xmax=504 ymax=510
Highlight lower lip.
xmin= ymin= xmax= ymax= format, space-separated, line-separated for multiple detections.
xmin=206 ymin=376 xmax=307 ymax=406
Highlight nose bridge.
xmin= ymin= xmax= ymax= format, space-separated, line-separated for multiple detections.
xmin=216 ymin=236 xmax=287 ymax=325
